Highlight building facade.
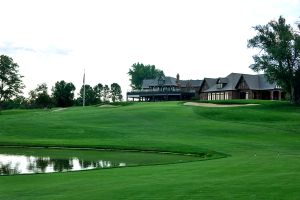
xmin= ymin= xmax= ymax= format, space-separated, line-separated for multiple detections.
xmin=127 ymin=74 xmax=202 ymax=101
xmin=199 ymin=73 xmax=284 ymax=100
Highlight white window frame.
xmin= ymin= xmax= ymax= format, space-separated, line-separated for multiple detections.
xmin=208 ymin=93 xmax=211 ymax=100
xmin=220 ymin=92 xmax=224 ymax=100
xmin=225 ymin=92 xmax=229 ymax=100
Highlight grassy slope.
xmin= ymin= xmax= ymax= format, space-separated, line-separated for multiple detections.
xmin=0 ymin=101 xmax=299 ymax=199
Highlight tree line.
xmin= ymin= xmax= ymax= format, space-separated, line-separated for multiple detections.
xmin=0 ymin=55 xmax=122 ymax=110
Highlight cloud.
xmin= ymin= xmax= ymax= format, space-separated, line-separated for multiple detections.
xmin=0 ymin=43 xmax=36 ymax=54
xmin=42 ymin=46 xmax=72 ymax=55
xmin=0 ymin=42 xmax=71 ymax=56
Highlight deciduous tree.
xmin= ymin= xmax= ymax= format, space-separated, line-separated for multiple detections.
xmin=32 ymin=83 xmax=52 ymax=108
xmin=52 ymin=81 xmax=75 ymax=107
xmin=110 ymin=83 xmax=122 ymax=102
xmin=93 ymin=83 xmax=103 ymax=103
xmin=248 ymin=16 xmax=300 ymax=104
xmin=102 ymin=85 xmax=110 ymax=103
xmin=0 ymin=55 xmax=24 ymax=109
xmin=79 ymin=84 xmax=97 ymax=105
xmin=128 ymin=63 xmax=164 ymax=90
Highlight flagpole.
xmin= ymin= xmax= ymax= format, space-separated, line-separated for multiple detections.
xmin=83 ymin=69 xmax=85 ymax=107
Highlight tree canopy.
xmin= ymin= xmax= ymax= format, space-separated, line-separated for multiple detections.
xmin=110 ymin=83 xmax=122 ymax=102
xmin=29 ymin=83 xmax=52 ymax=108
xmin=93 ymin=83 xmax=103 ymax=103
xmin=0 ymin=55 xmax=24 ymax=107
xmin=128 ymin=63 xmax=164 ymax=90
xmin=52 ymin=81 xmax=76 ymax=107
xmin=102 ymin=85 xmax=110 ymax=103
xmin=79 ymin=84 xmax=97 ymax=106
xmin=247 ymin=16 xmax=300 ymax=104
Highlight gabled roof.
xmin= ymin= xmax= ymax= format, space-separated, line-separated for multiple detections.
xmin=243 ymin=74 xmax=260 ymax=90
xmin=243 ymin=74 xmax=277 ymax=90
xmin=203 ymin=73 xmax=277 ymax=92
xmin=204 ymin=73 xmax=241 ymax=92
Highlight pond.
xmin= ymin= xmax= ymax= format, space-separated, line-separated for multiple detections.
xmin=0 ymin=147 xmax=203 ymax=175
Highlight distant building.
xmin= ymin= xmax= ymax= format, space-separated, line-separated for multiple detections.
xmin=126 ymin=74 xmax=202 ymax=101
xmin=127 ymin=73 xmax=284 ymax=101
xmin=199 ymin=73 xmax=285 ymax=100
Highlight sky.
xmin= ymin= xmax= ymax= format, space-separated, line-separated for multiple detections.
xmin=0 ymin=0 xmax=299 ymax=98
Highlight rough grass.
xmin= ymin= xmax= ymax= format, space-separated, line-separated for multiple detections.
xmin=0 ymin=100 xmax=299 ymax=199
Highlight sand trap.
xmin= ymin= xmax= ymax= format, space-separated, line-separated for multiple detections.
xmin=99 ymin=104 xmax=118 ymax=108
xmin=184 ymin=102 xmax=259 ymax=107
xmin=52 ymin=108 xmax=67 ymax=112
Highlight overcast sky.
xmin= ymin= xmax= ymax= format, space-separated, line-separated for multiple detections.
xmin=0 ymin=0 xmax=299 ymax=98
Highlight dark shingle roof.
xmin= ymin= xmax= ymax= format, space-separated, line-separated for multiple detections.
xmin=258 ymin=74 xmax=277 ymax=90
xmin=142 ymin=76 xmax=202 ymax=89
xmin=204 ymin=73 xmax=241 ymax=92
xmin=218 ymin=78 xmax=228 ymax=84
xmin=180 ymin=80 xmax=202 ymax=87
xmin=243 ymin=74 xmax=260 ymax=90
xmin=205 ymin=78 xmax=218 ymax=88
xmin=142 ymin=76 xmax=177 ymax=88
xmin=204 ymin=73 xmax=277 ymax=92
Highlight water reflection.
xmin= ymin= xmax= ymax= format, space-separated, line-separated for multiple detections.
xmin=0 ymin=154 xmax=126 ymax=175
xmin=0 ymin=162 xmax=21 ymax=175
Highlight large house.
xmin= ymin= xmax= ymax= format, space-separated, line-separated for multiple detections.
xmin=127 ymin=72 xmax=285 ymax=101
xmin=199 ymin=73 xmax=285 ymax=100
xmin=126 ymin=74 xmax=202 ymax=101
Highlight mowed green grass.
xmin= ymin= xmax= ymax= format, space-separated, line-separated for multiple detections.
xmin=0 ymin=101 xmax=299 ymax=199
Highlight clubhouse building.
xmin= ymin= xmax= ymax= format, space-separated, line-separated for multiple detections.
xmin=126 ymin=73 xmax=285 ymax=101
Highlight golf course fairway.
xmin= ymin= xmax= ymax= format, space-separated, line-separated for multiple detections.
xmin=0 ymin=100 xmax=299 ymax=199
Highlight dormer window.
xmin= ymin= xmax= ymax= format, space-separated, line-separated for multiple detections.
xmin=217 ymin=83 xmax=223 ymax=89
xmin=217 ymin=79 xmax=223 ymax=89
xmin=217 ymin=78 xmax=228 ymax=89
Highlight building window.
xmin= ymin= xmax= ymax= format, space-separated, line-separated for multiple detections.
xmin=246 ymin=92 xmax=249 ymax=100
xmin=212 ymin=93 xmax=215 ymax=100
xmin=208 ymin=93 xmax=211 ymax=100
xmin=220 ymin=92 xmax=224 ymax=100
xmin=225 ymin=92 xmax=229 ymax=100
xmin=217 ymin=83 xmax=223 ymax=89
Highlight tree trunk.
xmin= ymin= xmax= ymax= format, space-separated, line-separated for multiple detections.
xmin=290 ymin=84 xmax=300 ymax=104
xmin=295 ymin=86 xmax=300 ymax=104
xmin=290 ymin=84 xmax=295 ymax=103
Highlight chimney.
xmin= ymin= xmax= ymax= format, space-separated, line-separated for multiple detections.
xmin=176 ymin=73 xmax=180 ymax=83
